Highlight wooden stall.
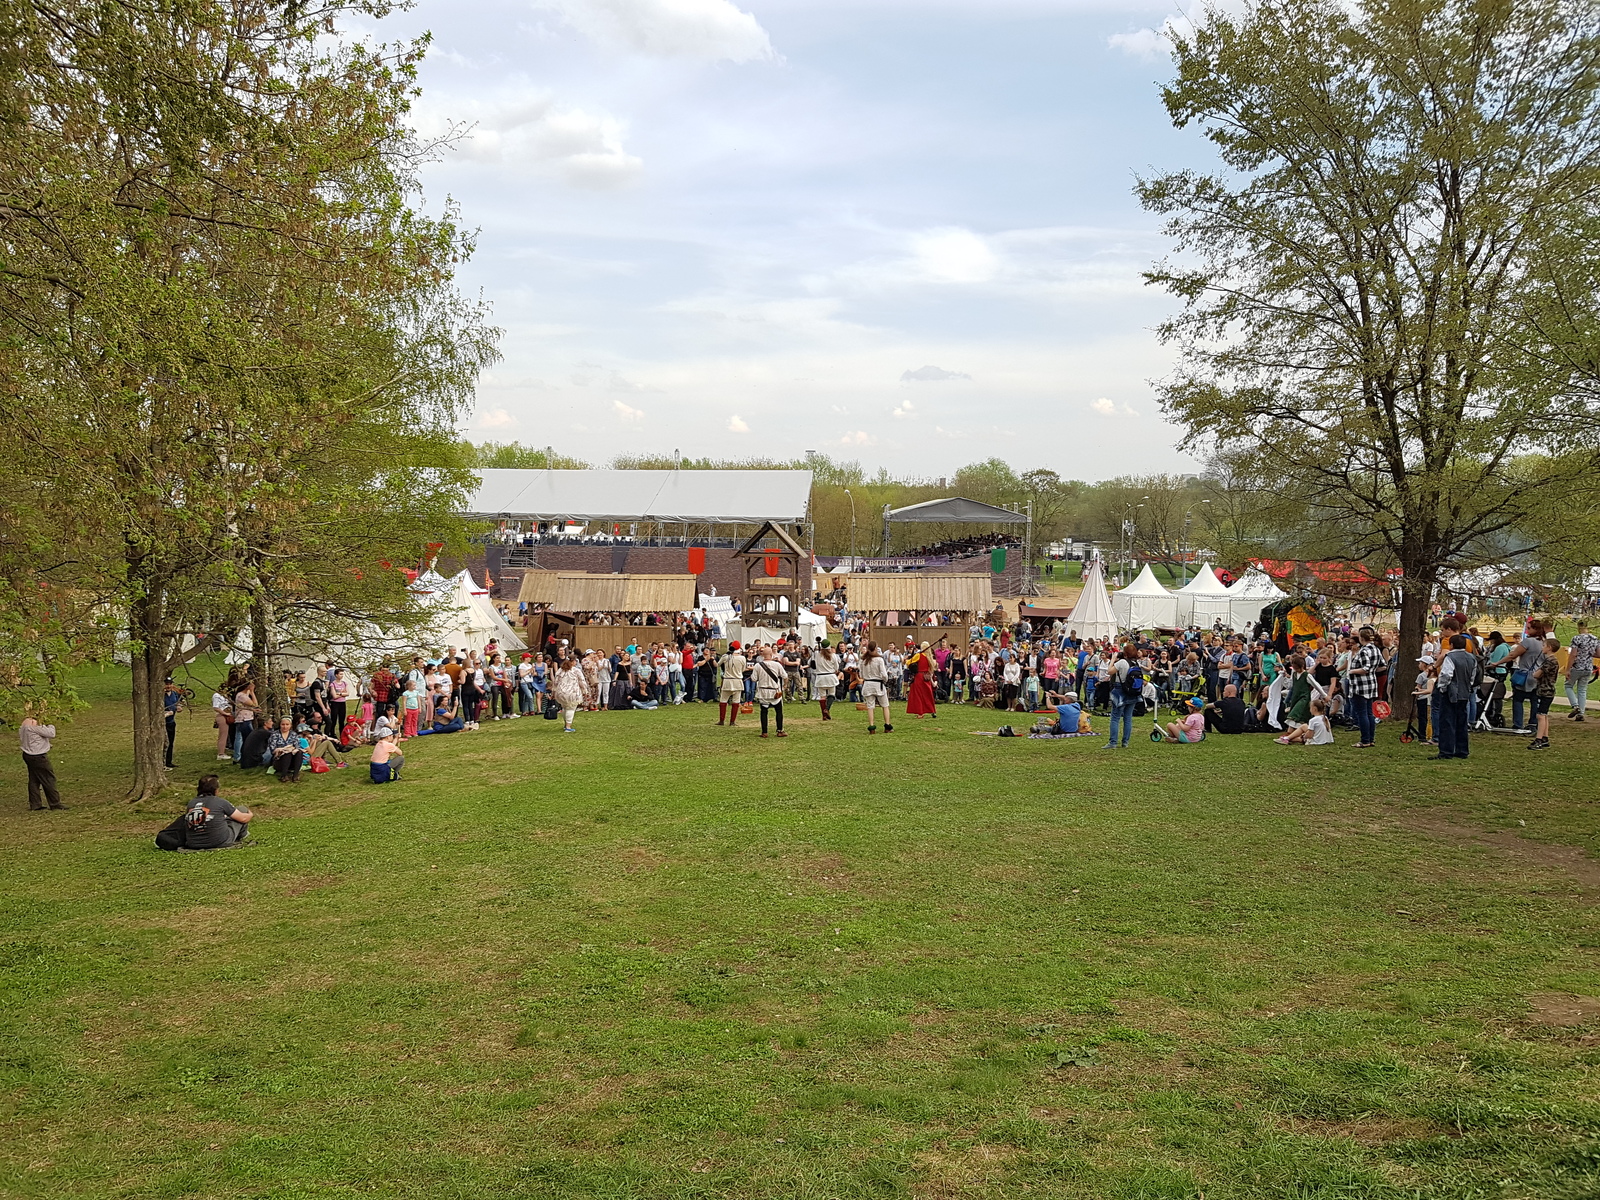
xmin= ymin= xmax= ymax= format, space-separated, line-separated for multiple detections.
xmin=846 ymin=573 xmax=994 ymax=652
xmin=551 ymin=573 xmax=698 ymax=652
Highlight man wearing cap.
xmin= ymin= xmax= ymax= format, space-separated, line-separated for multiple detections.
xmin=717 ymin=641 xmax=747 ymax=726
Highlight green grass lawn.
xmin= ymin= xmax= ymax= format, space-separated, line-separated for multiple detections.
xmin=3 ymin=667 xmax=1599 ymax=1199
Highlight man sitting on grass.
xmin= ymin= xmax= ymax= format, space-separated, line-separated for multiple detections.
xmin=168 ymin=774 xmax=252 ymax=850
xmin=1049 ymin=692 xmax=1092 ymax=736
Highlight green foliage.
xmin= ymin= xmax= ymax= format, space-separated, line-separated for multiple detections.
xmin=0 ymin=0 xmax=498 ymax=793
xmin=470 ymin=442 xmax=592 ymax=469
xmin=1140 ymin=0 xmax=1600 ymax=708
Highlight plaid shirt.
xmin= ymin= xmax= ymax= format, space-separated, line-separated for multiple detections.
xmin=1346 ymin=643 xmax=1382 ymax=699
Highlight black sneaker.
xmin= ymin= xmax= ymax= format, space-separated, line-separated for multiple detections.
xmin=1528 ymin=737 xmax=1550 ymax=750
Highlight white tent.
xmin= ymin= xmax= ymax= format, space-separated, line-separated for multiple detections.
xmin=1112 ymin=564 xmax=1179 ymax=630
xmin=416 ymin=572 xmax=528 ymax=659
xmin=796 ymin=607 xmax=829 ymax=646
xmin=1176 ymin=563 xmax=1235 ymax=628
xmin=1067 ymin=559 xmax=1119 ymax=642
xmin=1225 ymin=569 xmax=1288 ymax=632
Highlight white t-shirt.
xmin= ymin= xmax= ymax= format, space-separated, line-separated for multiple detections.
xmin=1306 ymin=714 xmax=1334 ymax=745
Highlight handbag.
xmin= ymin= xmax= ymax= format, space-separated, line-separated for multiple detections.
xmin=309 ymin=757 xmax=330 ymax=774
xmin=1510 ymin=668 xmax=1530 ymax=689
xmin=740 ymin=701 xmax=754 ymax=714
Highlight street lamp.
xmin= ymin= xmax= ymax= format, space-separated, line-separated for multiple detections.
xmin=1181 ymin=499 xmax=1211 ymax=586
xmin=843 ymin=487 xmax=858 ymax=570
xmin=1121 ymin=498 xmax=1147 ymax=585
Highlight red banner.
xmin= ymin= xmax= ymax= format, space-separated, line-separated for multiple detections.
xmin=687 ymin=547 xmax=706 ymax=574
xmin=764 ymin=553 xmax=781 ymax=577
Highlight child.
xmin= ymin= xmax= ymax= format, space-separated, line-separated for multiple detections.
xmin=1163 ymin=696 xmax=1206 ymax=743
xmin=1277 ymin=698 xmax=1334 ymax=745
xmin=400 ymin=677 xmax=423 ymax=739
xmin=370 ymin=730 xmax=404 ymax=784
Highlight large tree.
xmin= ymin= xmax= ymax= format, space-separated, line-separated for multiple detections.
xmin=1140 ymin=0 xmax=1600 ymax=714
xmin=0 ymin=0 xmax=496 ymax=797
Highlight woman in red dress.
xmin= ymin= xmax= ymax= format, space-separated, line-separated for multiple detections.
xmin=905 ymin=640 xmax=938 ymax=718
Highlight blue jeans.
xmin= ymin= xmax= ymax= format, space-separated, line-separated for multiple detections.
xmin=1109 ymin=687 xmax=1133 ymax=746
xmin=231 ymin=720 xmax=253 ymax=764
xmin=1350 ymin=694 xmax=1376 ymax=744
xmin=1512 ymin=689 xmax=1534 ymax=730
xmin=1435 ymin=698 xmax=1469 ymax=758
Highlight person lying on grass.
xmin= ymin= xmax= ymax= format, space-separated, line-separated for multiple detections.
xmin=1276 ymin=698 xmax=1334 ymax=745
xmin=1162 ymin=696 xmax=1207 ymax=743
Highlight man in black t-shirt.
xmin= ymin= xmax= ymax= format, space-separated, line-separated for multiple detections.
xmin=183 ymin=775 xmax=252 ymax=849
xmin=1204 ymin=684 xmax=1247 ymax=734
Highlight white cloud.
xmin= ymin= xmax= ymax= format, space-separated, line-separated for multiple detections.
xmin=728 ymin=414 xmax=750 ymax=432
xmin=910 ymin=227 xmax=999 ymax=283
xmin=608 ymin=371 xmax=655 ymax=392
xmin=900 ymin=365 xmax=971 ymax=382
xmin=614 ymin=400 xmax=645 ymax=421
xmin=839 ymin=430 xmax=874 ymax=445
xmin=537 ymin=0 xmax=774 ymax=62
xmin=1108 ymin=16 xmax=1192 ymax=62
xmin=892 ymin=399 xmax=914 ymax=419
xmin=1092 ymin=396 xmax=1140 ymax=417
xmin=419 ymin=92 xmax=643 ymax=188
xmin=475 ymin=407 xmax=517 ymax=429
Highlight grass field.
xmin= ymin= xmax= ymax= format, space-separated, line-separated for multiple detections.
xmin=3 ymin=666 xmax=1599 ymax=1199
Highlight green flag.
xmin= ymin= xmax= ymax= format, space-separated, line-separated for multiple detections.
xmin=990 ymin=546 xmax=1006 ymax=572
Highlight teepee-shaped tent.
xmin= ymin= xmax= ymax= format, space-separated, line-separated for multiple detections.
xmin=1112 ymin=563 xmax=1179 ymax=631
xmin=1225 ymin=569 xmax=1287 ymax=633
xmin=454 ymin=571 xmax=527 ymax=653
xmin=1175 ymin=562 xmax=1234 ymax=628
xmin=1067 ymin=558 xmax=1119 ymax=641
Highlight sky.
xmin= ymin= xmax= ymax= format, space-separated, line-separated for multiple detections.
xmin=355 ymin=0 xmax=1215 ymax=481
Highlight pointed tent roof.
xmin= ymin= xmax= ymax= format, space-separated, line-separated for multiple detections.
xmin=885 ymin=496 xmax=1028 ymax=524
xmin=1226 ymin=569 xmax=1288 ymax=600
xmin=1067 ymin=559 xmax=1119 ymax=641
xmin=1117 ymin=563 xmax=1172 ymax=596
xmin=734 ymin=519 xmax=808 ymax=559
xmin=1176 ymin=562 xmax=1230 ymax=594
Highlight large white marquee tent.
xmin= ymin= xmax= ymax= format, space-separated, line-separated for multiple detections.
xmin=1225 ymin=569 xmax=1288 ymax=632
xmin=1112 ymin=564 xmax=1179 ymax=630
xmin=1175 ymin=563 xmax=1234 ymax=627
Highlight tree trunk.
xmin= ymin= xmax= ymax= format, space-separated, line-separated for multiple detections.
xmin=250 ymin=594 xmax=288 ymax=722
xmin=127 ymin=592 xmax=170 ymax=802
xmin=1392 ymin=576 xmax=1431 ymax=726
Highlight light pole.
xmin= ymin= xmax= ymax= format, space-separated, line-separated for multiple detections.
xmin=1120 ymin=498 xmax=1147 ymax=585
xmin=843 ymin=487 xmax=858 ymax=570
xmin=1180 ymin=499 xmax=1210 ymax=586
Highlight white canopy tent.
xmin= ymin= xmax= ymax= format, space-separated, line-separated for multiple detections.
xmin=1067 ymin=559 xmax=1119 ymax=641
xmin=430 ymin=571 xmax=526 ymax=654
xmin=1176 ymin=563 xmax=1235 ymax=628
xmin=1225 ymin=570 xmax=1288 ymax=632
xmin=1112 ymin=564 xmax=1179 ymax=630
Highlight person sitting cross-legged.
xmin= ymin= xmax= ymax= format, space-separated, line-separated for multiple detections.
xmin=1048 ymin=691 xmax=1092 ymax=736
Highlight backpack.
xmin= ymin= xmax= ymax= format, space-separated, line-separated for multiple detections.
xmin=1122 ymin=663 xmax=1145 ymax=694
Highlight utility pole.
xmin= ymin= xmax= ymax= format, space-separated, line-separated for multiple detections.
xmin=843 ymin=487 xmax=857 ymax=571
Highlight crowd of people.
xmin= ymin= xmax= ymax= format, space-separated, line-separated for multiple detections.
xmin=894 ymin=534 xmax=1019 ymax=560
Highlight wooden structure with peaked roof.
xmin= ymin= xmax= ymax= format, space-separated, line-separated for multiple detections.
xmin=735 ymin=521 xmax=809 ymax=624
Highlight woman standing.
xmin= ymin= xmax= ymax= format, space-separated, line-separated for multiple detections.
xmin=810 ymin=642 xmax=840 ymax=720
xmin=328 ymin=668 xmax=350 ymax=740
xmin=752 ymin=646 xmax=788 ymax=737
xmin=212 ymin=672 xmax=237 ymax=761
xmin=231 ymin=677 xmax=259 ymax=765
xmin=905 ymin=641 xmax=938 ymax=718
xmin=1565 ymin=620 xmax=1597 ymax=722
xmin=552 ymin=653 xmax=587 ymax=733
